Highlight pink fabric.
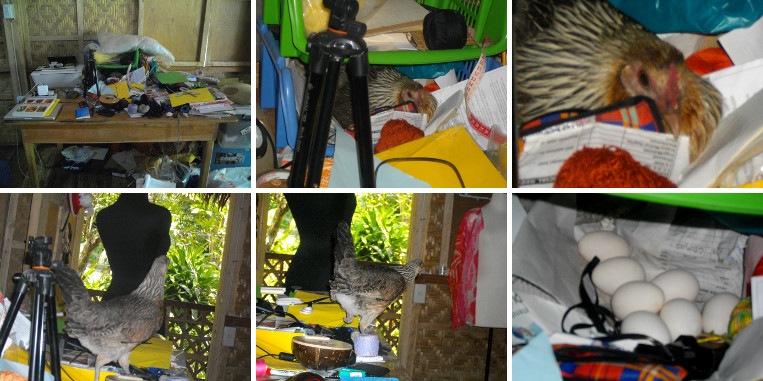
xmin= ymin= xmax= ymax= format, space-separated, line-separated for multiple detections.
xmin=448 ymin=208 xmax=484 ymax=329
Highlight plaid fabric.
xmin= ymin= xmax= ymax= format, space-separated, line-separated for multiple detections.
xmin=555 ymin=345 xmax=688 ymax=381
xmin=520 ymin=97 xmax=668 ymax=137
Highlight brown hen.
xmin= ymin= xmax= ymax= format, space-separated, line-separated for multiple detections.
xmin=515 ymin=0 xmax=723 ymax=161
xmin=52 ymin=256 xmax=169 ymax=381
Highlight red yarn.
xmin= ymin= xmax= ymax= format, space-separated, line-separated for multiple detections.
xmin=374 ymin=119 xmax=424 ymax=153
xmin=554 ymin=146 xmax=677 ymax=188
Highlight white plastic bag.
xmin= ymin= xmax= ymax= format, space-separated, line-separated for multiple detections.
xmin=87 ymin=31 xmax=175 ymax=65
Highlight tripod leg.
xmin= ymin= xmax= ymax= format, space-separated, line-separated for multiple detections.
xmin=29 ymin=281 xmax=46 ymax=381
xmin=305 ymin=57 xmax=343 ymax=187
xmin=45 ymin=288 xmax=61 ymax=381
xmin=347 ymin=53 xmax=375 ymax=188
xmin=0 ymin=277 xmax=30 ymax=354
xmin=289 ymin=64 xmax=325 ymax=187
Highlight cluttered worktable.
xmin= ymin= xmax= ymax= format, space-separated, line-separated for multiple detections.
xmin=7 ymin=98 xmax=236 ymax=188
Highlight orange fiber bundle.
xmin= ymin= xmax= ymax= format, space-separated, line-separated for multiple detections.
xmin=554 ymin=146 xmax=677 ymax=188
xmin=374 ymin=119 xmax=424 ymax=153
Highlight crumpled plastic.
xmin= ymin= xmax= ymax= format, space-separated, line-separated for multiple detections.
xmin=86 ymin=31 xmax=175 ymax=65
xmin=607 ymin=0 xmax=763 ymax=34
xmin=207 ymin=167 xmax=251 ymax=188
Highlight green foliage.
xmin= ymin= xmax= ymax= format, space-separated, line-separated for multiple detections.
xmin=351 ymin=193 xmax=412 ymax=263
xmin=81 ymin=193 xmax=228 ymax=305
xmin=265 ymin=193 xmax=412 ymax=262
xmin=165 ymin=245 xmax=219 ymax=305
xmin=266 ymin=194 xmax=299 ymax=253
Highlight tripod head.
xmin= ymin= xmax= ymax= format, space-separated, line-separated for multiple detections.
xmin=324 ymin=0 xmax=366 ymax=37
xmin=26 ymin=236 xmax=53 ymax=269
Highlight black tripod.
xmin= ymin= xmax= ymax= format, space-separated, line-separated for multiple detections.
xmin=0 ymin=236 xmax=61 ymax=381
xmin=288 ymin=0 xmax=375 ymax=188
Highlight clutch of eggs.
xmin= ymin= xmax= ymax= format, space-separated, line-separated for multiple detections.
xmin=578 ymin=230 xmax=738 ymax=342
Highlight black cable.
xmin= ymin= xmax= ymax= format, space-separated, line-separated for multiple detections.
xmin=257 ymin=118 xmax=278 ymax=170
xmin=374 ymin=157 xmax=465 ymax=187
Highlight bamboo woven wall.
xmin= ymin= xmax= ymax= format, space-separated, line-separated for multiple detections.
xmin=24 ymin=0 xmax=139 ymax=70
xmin=407 ymin=194 xmax=507 ymax=381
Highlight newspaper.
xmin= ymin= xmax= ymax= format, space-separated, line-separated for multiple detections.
xmin=518 ymin=121 xmax=690 ymax=187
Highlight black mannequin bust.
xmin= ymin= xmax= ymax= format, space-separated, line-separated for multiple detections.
xmin=284 ymin=194 xmax=356 ymax=293
xmin=96 ymin=193 xmax=172 ymax=301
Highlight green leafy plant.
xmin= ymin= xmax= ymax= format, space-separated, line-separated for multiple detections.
xmin=351 ymin=193 xmax=412 ymax=263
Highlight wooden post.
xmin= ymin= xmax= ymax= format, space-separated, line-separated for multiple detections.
xmin=206 ymin=194 xmax=249 ymax=380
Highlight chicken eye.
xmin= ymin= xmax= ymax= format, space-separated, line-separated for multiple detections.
xmin=639 ymin=71 xmax=649 ymax=86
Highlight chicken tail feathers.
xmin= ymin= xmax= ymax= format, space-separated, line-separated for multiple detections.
xmin=333 ymin=221 xmax=356 ymax=269
xmin=51 ymin=261 xmax=90 ymax=305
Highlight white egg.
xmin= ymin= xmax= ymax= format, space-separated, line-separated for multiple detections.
xmin=621 ymin=310 xmax=671 ymax=344
xmin=651 ymin=269 xmax=700 ymax=302
xmin=578 ymin=231 xmax=629 ymax=262
xmin=611 ymin=281 xmax=665 ymax=319
xmin=702 ymin=292 xmax=740 ymax=335
xmin=660 ymin=298 xmax=702 ymax=341
xmin=592 ymin=257 xmax=646 ymax=296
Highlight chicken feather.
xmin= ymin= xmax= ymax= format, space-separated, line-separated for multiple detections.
xmin=52 ymin=255 xmax=169 ymax=381
xmin=329 ymin=221 xmax=422 ymax=334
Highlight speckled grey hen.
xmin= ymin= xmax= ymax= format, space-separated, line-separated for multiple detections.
xmin=53 ymin=255 xmax=169 ymax=381
xmin=330 ymin=221 xmax=422 ymax=334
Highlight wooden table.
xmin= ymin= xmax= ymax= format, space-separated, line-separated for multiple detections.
xmin=9 ymin=101 xmax=236 ymax=187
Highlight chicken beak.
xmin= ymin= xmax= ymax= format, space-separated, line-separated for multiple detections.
xmin=662 ymin=111 xmax=682 ymax=139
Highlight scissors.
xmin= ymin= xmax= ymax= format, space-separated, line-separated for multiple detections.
xmin=174 ymin=87 xmax=199 ymax=97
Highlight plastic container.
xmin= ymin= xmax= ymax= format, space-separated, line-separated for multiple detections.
xmin=210 ymin=143 xmax=252 ymax=171
xmin=270 ymin=0 xmax=506 ymax=64
xmin=217 ymin=120 xmax=251 ymax=149
xmin=258 ymin=18 xmax=299 ymax=149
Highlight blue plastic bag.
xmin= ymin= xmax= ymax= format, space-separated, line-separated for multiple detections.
xmin=607 ymin=0 xmax=763 ymax=34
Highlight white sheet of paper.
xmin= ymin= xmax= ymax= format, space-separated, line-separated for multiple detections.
xmin=706 ymin=57 xmax=763 ymax=115
xmin=111 ymin=150 xmax=137 ymax=171
xmin=678 ymin=87 xmax=763 ymax=187
xmin=82 ymin=146 xmax=109 ymax=161
xmin=719 ymin=15 xmax=763 ymax=66
xmin=129 ymin=66 xmax=146 ymax=84
xmin=431 ymin=65 xmax=508 ymax=150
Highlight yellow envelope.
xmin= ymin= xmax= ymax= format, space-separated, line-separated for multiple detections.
xmin=106 ymin=81 xmax=130 ymax=100
xmin=374 ymin=126 xmax=508 ymax=188
xmin=169 ymin=87 xmax=215 ymax=107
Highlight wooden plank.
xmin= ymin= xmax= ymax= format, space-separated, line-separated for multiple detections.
xmin=439 ymin=193 xmax=453 ymax=269
xmin=142 ymin=0 xmax=205 ymax=62
xmin=20 ymin=123 xmax=218 ymax=144
xmin=0 ymin=194 xmax=18 ymax=294
xmin=255 ymin=194 xmax=270 ymax=285
xmin=137 ymin=0 xmax=144 ymax=35
xmin=206 ymin=0 xmax=251 ymax=63
xmin=199 ymin=0 xmax=213 ymax=67
xmin=207 ymin=193 xmax=248 ymax=380
xmin=76 ymin=0 xmax=83 ymax=51
xmin=2 ymin=20 xmax=21 ymax=98
xmin=398 ymin=193 xmax=428 ymax=377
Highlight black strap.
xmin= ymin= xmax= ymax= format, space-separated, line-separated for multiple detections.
xmin=561 ymin=257 xmax=619 ymax=335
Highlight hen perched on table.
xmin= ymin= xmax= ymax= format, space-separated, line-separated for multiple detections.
xmin=52 ymin=255 xmax=169 ymax=381
xmin=514 ymin=0 xmax=723 ymax=161
xmin=330 ymin=221 xmax=422 ymax=334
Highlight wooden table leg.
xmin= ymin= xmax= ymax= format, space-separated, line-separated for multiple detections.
xmin=24 ymin=142 xmax=39 ymax=187
xmin=200 ymin=139 xmax=214 ymax=188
